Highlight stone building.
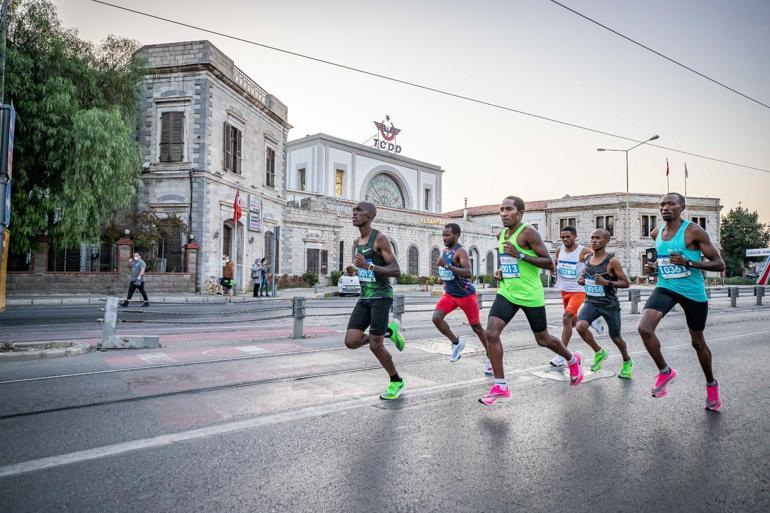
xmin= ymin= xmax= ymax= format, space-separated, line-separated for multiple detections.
xmin=284 ymin=134 xmax=498 ymax=279
xmin=135 ymin=41 xmax=291 ymax=289
xmin=448 ymin=192 xmax=723 ymax=278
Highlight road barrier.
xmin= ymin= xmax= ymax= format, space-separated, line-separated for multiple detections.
xmin=109 ymin=286 xmax=766 ymax=341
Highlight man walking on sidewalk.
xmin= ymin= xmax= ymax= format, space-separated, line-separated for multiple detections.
xmin=638 ymin=193 xmax=726 ymax=411
xmin=120 ymin=252 xmax=149 ymax=307
xmin=344 ymin=201 xmax=407 ymax=400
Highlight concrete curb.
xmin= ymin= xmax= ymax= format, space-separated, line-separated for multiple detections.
xmin=0 ymin=341 xmax=93 ymax=362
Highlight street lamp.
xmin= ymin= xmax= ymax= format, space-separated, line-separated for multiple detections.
xmin=596 ymin=134 xmax=659 ymax=272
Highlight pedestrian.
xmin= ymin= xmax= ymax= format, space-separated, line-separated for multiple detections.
xmin=260 ymin=258 xmax=270 ymax=297
xmin=251 ymin=257 xmax=264 ymax=298
xmin=120 ymin=251 xmax=149 ymax=307
xmin=220 ymin=255 xmax=235 ymax=302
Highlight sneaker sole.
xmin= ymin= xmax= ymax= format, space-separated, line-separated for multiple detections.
xmin=478 ymin=395 xmax=510 ymax=406
xmin=651 ymin=376 xmax=677 ymax=398
xmin=380 ymin=388 xmax=405 ymax=400
xmin=705 ymin=402 xmax=722 ymax=412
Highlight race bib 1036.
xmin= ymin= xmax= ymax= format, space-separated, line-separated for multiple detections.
xmin=657 ymin=257 xmax=691 ymax=279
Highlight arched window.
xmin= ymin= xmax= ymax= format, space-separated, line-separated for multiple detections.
xmin=408 ymin=245 xmax=419 ymax=276
xmin=391 ymin=240 xmax=398 ymax=258
xmin=365 ymin=173 xmax=405 ymax=209
xmin=469 ymin=247 xmax=479 ymax=277
xmin=486 ymin=250 xmax=495 ymax=276
xmin=264 ymin=231 xmax=274 ymax=272
xmin=430 ymin=247 xmax=441 ymax=276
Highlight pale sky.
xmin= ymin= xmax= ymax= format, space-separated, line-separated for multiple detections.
xmin=55 ymin=0 xmax=770 ymax=221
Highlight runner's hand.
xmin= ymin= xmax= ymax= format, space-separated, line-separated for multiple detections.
xmin=644 ymin=261 xmax=657 ymax=273
xmin=668 ymin=254 xmax=687 ymax=266
xmin=594 ymin=275 xmax=610 ymax=286
xmin=353 ymin=253 xmax=367 ymax=268
xmin=503 ymin=242 xmax=520 ymax=258
xmin=437 ymin=257 xmax=446 ymax=268
xmin=577 ymin=276 xmax=585 ymax=286
xmin=494 ymin=268 xmax=503 ymax=280
xmin=345 ymin=265 xmax=356 ymax=276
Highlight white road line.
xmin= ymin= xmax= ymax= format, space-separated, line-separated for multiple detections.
xmin=0 ymin=329 xmax=764 ymax=479
xmin=234 ymin=346 xmax=270 ymax=355
xmin=136 ymin=353 xmax=175 ymax=365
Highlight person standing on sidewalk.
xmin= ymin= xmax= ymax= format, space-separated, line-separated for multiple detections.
xmin=260 ymin=258 xmax=270 ymax=297
xmin=120 ymin=252 xmax=149 ymax=307
xmin=344 ymin=201 xmax=406 ymax=400
xmin=221 ymin=256 xmax=235 ymax=302
xmin=251 ymin=257 xmax=264 ymax=298
xmin=638 ymin=193 xmax=726 ymax=411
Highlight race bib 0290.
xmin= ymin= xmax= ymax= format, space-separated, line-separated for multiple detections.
xmin=657 ymin=257 xmax=691 ymax=279
xmin=499 ymin=254 xmax=520 ymax=279
xmin=558 ymin=261 xmax=578 ymax=279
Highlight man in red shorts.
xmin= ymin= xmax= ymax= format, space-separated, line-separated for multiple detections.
xmin=433 ymin=223 xmax=489 ymax=370
xmin=549 ymin=226 xmax=603 ymax=367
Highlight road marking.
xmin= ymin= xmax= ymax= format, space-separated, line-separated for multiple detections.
xmin=137 ymin=353 xmax=175 ymax=365
xmin=532 ymin=368 xmax=615 ymax=382
xmin=0 ymin=329 xmax=764 ymax=479
xmin=234 ymin=345 xmax=270 ymax=355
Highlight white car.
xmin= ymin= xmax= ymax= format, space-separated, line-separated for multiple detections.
xmin=337 ymin=275 xmax=361 ymax=296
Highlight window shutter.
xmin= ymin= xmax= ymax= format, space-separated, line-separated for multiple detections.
xmin=321 ymin=250 xmax=328 ymax=275
xmin=169 ymin=112 xmax=184 ymax=162
xmin=223 ymin=123 xmax=232 ymax=172
xmin=160 ymin=112 xmax=171 ymax=162
xmin=235 ymin=128 xmax=242 ymax=175
xmin=307 ymin=249 xmax=319 ymax=274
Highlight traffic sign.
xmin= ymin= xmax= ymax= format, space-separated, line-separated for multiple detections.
xmin=746 ymin=248 xmax=770 ymax=257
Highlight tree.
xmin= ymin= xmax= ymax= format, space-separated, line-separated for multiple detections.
xmin=720 ymin=206 xmax=770 ymax=277
xmin=6 ymin=0 xmax=145 ymax=253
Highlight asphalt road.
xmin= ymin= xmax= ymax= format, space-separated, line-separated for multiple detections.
xmin=0 ymin=299 xmax=768 ymax=513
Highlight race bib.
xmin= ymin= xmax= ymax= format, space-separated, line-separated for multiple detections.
xmin=558 ymin=261 xmax=578 ymax=279
xmin=657 ymin=257 xmax=691 ymax=279
xmin=357 ymin=259 xmax=375 ymax=283
xmin=585 ymin=278 xmax=605 ymax=297
xmin=438 ymin=266 xmax=455 ymax=281
xmin=499 ymin=253 xmax=520 ymax=279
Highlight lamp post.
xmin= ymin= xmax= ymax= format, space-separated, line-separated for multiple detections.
xmin=597 ymin=134 xmax=659 ymax=272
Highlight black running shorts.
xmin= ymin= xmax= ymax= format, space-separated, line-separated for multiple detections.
xmin=644 ymin=287 xmax=708 ymax=331
xmin=488 ymin=295 xmax=548 ymax=333
xmin=578 ymin=301 xmax=622 ymax=338
xmin=347 ymin=298 xmax=393 ymax=336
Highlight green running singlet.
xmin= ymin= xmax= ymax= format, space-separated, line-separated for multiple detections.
xmin=355 ymin=229 xmax=393 ymax=299
xmin=496 ymin=223 xmax=545 ymax=308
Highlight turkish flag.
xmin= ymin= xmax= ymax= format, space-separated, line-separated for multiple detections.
xmin=666 ymin=158 xmax=670 ymax=177
xmin=233 ymin=190 xmax=242 ymax=223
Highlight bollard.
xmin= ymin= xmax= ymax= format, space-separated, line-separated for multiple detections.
xmin=477 ymin=293 xmax=484 ymax=310
xmin=392 ymin=294 xmax=405 ymax=324
xmin=292 ymin=297 xmax=306 ymax=339
xmin=101 ymin=297 xmax=118 ymax=346
xmin=756 ymin=286 xmax=765 ymax=306
xmin=706 ymin=288 xmax=712 ymax=299
xmin=729 ymin=287 xmax=739 ymax=307
xmin=629 ymin=289 xmax=641 ymax=315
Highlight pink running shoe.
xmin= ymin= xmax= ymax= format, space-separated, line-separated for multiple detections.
xmin=651 ymin=368 xmax=678 ymax=398
xmin=705 ymin=382 xmax=721 ymax=411
xmin=568 ymin=351 xmax=584 ymax=386
xmin=478 ymin=384 xmax=511 ymax=406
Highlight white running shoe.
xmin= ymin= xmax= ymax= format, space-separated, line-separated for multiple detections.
xmin=483 ymin=358 xmax=494 ymax=375
xmin=591 ymin=319 xmax=605 ymax=335
xmin=449 ymin=339 xmax=466 ymax=362
xmin=549 ymin=355 xmax=567 ymax=367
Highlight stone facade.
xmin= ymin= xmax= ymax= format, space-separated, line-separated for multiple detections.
xmin=283 ymin=196 xmax=498 ymax=279
xmin=136 ymin=41 xmax=291 ymax=291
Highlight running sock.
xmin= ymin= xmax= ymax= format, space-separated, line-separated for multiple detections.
xmin=384 ymin=328 xmax=393 ymax=338
xmin=707 ymin=380 xmax=718 ymax=387
xmin=568 ymin=355 xmax=577 ymax=365
xmin=390 ymin=373 xmax=402 ymax=382
xmin=660 ymin=366 xmax=671 ymax=374
xmin=494 ymin=378 xmax=508 ymax=391
xmin=452 ymin=337 xmax=460 ymax=345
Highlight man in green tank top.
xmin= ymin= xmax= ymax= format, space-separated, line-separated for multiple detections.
xmin=344 ymin=202 xmax=408 ymax=400
xmin=639 ymin=193 xmax=725 ymax=411
xmin=480 ymin=196 xmax=586 ymax=406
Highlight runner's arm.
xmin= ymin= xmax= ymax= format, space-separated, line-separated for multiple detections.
xmin=450 ymin=248 xmax=472 ymax=278
xmin=521 ymin=228 xmax=555 ymax=272
xmin=551 ymin=247 xmax=560 ymax=275
xmin=606 ymin=258 xmax=630 ymax=289
xmin=689 ymin=224 xmax=725 ymax=272
xmin=373 ymin=234 xmax=401 ymax=278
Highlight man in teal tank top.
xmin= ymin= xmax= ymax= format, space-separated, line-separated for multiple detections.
xmin=344 ymin=202 xmax=408 ymax=400
xmin=480 ymin=196 xmax=586 ymax=406
xmin=639 ymin=193 xmax=726 ymax=411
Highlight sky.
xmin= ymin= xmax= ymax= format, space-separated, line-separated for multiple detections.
xmin=54 ymin=0 xmax=770 ymax=222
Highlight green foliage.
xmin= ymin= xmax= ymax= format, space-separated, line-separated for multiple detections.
xmin=720 ymin=206 xmax=770 ymax=277
xmin=723 ymin=277 xmax=755 ymax=286
xmin=303 ymin=272 xmax=320 ymax=287
xmin=6 ymin=0 xmax=146 ymax=253
xmin=396 ymin=273 xmax=418 ymax=285
xmin=330 ymin=270 xmax=343 ymax=286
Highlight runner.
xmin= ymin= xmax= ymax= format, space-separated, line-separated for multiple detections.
xmin=549 ymin=225 xmax=597 ymax=367
xmin=575 ymin=229 xmax=634 ymax=378
xmin=480 ymin=196 xmax=584 ymax=406
xmin=638 ymin=193 xmax=726 ymax=411
xmin=344 ymin=201 xmax=407 ymax=400
xmin=432 ymin=223 xmax=489 ymax=369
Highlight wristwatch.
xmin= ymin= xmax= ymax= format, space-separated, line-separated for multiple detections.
xmin=686 ymin=260 xmax=693 ymax=268
xmin=368 ymin=263 xmax=375 ymax=272
xmin=520 ymin=254 xmax=527 ymax=263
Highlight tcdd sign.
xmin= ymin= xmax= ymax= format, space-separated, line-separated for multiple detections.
xmin=373 ymin=115 xmax=402 ymax=154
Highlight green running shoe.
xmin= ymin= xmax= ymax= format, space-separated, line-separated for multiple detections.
xmin=619 ymin=359 xmax=634 ymax=379
xmin=380 ymin=380 xmax=405 ymax=400
xmin=388 ymin=321 xmax=406 ymax=351
xmin=590 ymin=348 xmax=609 ymax=372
